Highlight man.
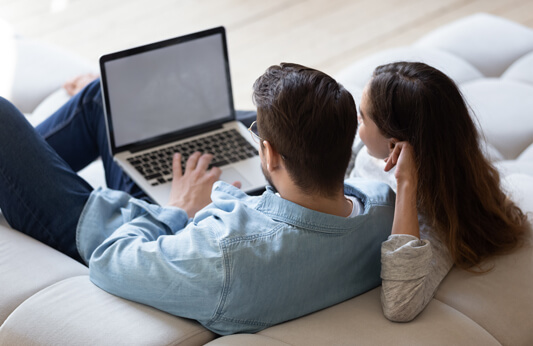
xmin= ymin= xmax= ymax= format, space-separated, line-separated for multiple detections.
xmin=0 ymin=63 xmax=394 ymax=335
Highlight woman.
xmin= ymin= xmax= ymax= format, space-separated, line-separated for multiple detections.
xmin=355 ymin=61 xmax=529 ymax=321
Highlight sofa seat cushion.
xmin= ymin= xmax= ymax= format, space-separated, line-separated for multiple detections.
xmin=0 ymin=276 xmax=216 ymax=346
xmin=414 ymin=13 xmax=533 ymax=77
xmin=0 ymin=216 xmax=88 ymax=325
xmin=205 ymin=334 xmax=292 ymax=346
xmin=433 ymin=173 xmax=533 ymax=346
xmin=434 ymin=234 xmax=533 ymax=346
xmin=217 ymin=289 xmax=500 ymax=346
xmin=460 ymin=79 xmax=533 ymax=159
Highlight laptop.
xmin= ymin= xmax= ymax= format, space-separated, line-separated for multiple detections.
xmin=99 ymin=26 xmax=267 ymax=205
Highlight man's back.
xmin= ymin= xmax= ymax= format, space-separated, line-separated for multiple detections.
xmin=80 ymin=179 xmax=394 ymax=335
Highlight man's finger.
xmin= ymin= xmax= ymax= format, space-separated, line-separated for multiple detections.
xmin=196 ymin=153 xmax=214 ymax=171
xmin=172 ymin=153 xmax=183 ymax=178
xmin=185 ymin=151 xmax=202 ymax=171
xmin=209 ymin=166 xmax=222 ymax=180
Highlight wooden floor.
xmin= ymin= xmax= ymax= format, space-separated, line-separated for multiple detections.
xmin=2 ymin=0 xmax=533 ymax=109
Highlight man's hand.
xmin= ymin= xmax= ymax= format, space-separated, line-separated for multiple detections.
xmin=167 ymin=152 xmax=221 ymax=217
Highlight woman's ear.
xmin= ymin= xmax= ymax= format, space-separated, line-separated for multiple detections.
xmin=388 ymin=138 xmax=399 ymax=151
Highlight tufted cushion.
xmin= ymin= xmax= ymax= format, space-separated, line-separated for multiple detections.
xmin=518 ymin=143 xmax=533 ymax=161
xmin=335 ymin=46 xmax=483 ymax=90
xmin=415 ymin=13 xmax=533 ymax=77
xmin=502 ymin=173 xmax=533 ymax=213
xmin=11 ymin=39 xmax=97 ymax=114
xmin=0 ymin=17 xmax=97 ymax=114
xmin=0 ymin=19 xmax=17 ymax=105
xmin=460 ymin=79 xmax=533 ymax=159
xmin=502 ymin=51 xmax=533 ymax=85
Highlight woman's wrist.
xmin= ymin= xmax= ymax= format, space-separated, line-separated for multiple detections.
xmin=396 ymin=178 xmax=418 ymax=196
xmin=392 ymin=179 xmax=420 ymax=238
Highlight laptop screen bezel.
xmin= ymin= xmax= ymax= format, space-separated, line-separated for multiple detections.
xmin=99 ymin=26 xmax=236 ymax=155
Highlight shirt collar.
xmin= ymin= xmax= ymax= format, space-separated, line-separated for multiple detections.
xmin=255 ymin=184 xmax=370 ymax=233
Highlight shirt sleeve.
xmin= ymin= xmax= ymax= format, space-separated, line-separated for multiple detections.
xmin=86 ymin=198 xmax=225 ymax=323
xmin=380 ymin=229 xmax=453 ymax=322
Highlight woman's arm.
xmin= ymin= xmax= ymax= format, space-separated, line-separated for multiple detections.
xmin=380 ymin=142 xmax=452 ymax=321
xmin=384 ymin=141 xmax=419 ymax=238
xmin=380 ymin=230 xmax=453 ymax=321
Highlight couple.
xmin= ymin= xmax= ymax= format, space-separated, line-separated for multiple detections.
xmin=0 ymin=62 xmax=528 ymax=335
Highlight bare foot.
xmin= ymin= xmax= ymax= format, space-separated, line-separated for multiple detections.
xmin=63 ymin=73 xmax=99 ymax=96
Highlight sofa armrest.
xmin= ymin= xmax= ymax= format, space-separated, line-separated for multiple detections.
xmin=0 ymin=276 xmax=216 ymax=346
xmin=0 ymin=218 xmax=88 ymax=325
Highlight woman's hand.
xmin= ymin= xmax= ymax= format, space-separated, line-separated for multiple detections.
xmin=167 ymin=152 xmax=221 ymax=217
xmin=385 ymin=141 xmax=420 ymax=238
xmin=384 ymin=141 xmax=417 ymax=188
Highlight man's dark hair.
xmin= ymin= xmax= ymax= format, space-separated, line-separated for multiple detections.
xmin=252 ymin=63 xmax=357 ymax=197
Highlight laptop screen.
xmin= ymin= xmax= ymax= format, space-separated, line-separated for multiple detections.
xmin=100 ymin=27 xmax=234 ymax=152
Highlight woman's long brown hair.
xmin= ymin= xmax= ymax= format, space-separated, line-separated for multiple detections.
xmin=367 ymin=61 xmax=528 ymax=270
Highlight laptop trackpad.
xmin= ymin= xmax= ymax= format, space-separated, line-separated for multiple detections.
xmin=220 ymin=167 xmax=252 ymax=190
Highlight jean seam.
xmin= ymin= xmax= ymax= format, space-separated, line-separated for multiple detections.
xmin=0 ymin=157 xmax=61 ymax=247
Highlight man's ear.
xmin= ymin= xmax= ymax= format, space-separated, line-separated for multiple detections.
xmin=262 ymin=140 xmax=282 ymax=171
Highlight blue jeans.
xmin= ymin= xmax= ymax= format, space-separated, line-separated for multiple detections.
xmin=0 ymin=79 xmax=256 ymax=263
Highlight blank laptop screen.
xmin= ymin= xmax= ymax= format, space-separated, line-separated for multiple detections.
xmin=103 ymin=32 xmax=232 ymax=148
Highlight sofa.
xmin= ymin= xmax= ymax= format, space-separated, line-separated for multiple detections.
xmin=1 ymin=13 xmax=532 ymax=345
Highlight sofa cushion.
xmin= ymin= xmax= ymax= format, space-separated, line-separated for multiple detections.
xmin=0 ymin=35 xmax=97 ymax=114
xmin=502 ymin=51 xmax=533 ymax=85
xmin=0 ymin=19 xmax=17 ymax=107
xmin=13 ymin=39 xmax=98 ymax=114
xmin=434 ymin=235 xmax=533 ymax=346
xmin=335 ymin=46 xmax=482 ymax=90
xmin=460 ymin=79 xmax=533 ymax=159
xmin=415 ymin=13 xmax=533 ymax=77
xmin=503 ymin=173 xmax=533 ymax=216
xmin=496 ymin=161 xmax=533 ymax=177
xmin=518 ymin=143 xmax=533 ymax=162
xmin=0 ymin=217 xmax=88 ymax=325
xmin=25 ymin=88 xmax=71 ymax=127
xmin=220 ymin=289 xmax=500 ymax=346
xmin=433 ymin=173 xmax=533 ymax=346
xmin=205 ymin=334 xmax=292 ymax=346
xmin=0 ymin=276 xmax=216 ymax=346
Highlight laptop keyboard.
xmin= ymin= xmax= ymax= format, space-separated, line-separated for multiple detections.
xmin=126 ymin=129 xmax=259 ymax=186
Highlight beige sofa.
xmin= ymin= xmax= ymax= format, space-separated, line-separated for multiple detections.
xmin=1 ymin=13 xmax=532 ymax=345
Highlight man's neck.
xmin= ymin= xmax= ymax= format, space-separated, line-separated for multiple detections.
xmin=276 ymin=182 xmax=352 ymax=218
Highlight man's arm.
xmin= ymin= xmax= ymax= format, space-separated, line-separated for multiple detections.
xmin=88 ymin=208 xmax=225 ymax=322
xmin=86 ymin=152 xmax=227 ymax=321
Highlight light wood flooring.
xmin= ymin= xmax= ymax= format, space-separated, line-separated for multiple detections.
xmin=2 ymin=0 xmax=533 ymax=109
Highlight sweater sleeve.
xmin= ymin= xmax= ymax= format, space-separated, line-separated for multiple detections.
xmin=380 ymin=228 xmax=453 ymax=322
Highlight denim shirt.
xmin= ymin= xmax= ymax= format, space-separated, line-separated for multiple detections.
xmin=76 ymin=179 xmax=395 ymax=335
